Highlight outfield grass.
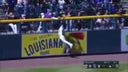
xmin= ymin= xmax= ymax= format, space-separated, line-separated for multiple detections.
xmin=1 ymin=63 xmax=128 ymax=72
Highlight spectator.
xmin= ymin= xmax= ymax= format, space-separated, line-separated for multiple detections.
xmin=6 ymin=12 xmax=16 ymax=19
xmin=36 ymin=12 xmax=45 ymax=33
xmin=95 ymin=12 xmax=102 ymax=29
xmin=117 ymin=7 xmax=126 ymax=29
xmin=0 ymin=0 xmax=126 ymax=34
xmin=117 ymin=17 xmax=124 ymax=29
xmin=58 ymin=0 xmax=65 ymax=10
xmin=7 ymin=0 xmax=17 ymax=12
xmin=44 ymin=12 xmax=53 ymax=32
xmin=2 ymin=2 xmax=9 ymax=14
xmin=66 ymin=12 xmax=74 ymax=31
xmin=28 ymin=4 xmax=36 ymax=18
xmin=60 ymin=13 xmax=67 ymax=30
xmin=75 ymin=11 xmax=82 ymax=31
xmin=14 ymin=2 xmax=24 ymax=18
xmin=103 ymin=9 xmax=110 ymax=29
xmin=96 ymin=0 xmax=104 ymax=8
xmin=7 ymin=12 xmax=18 ymax=34
xmin=41 ymin=1 xmax=50 ymax=13
xmin=20 ymin=14 xmax=31 ymax=33
xmin=104 ymin=0 xmax=111 ymax=9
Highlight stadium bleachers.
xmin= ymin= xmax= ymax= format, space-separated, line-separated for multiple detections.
xmin=0 ymin=0 xmax=128 ymax=34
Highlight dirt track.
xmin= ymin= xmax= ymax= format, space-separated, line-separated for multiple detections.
xmin=0 ymin=53 xmax=128 ymax=70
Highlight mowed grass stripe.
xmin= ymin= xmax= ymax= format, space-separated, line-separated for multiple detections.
xmin=1 ymin=63 xmax=128 ymax=72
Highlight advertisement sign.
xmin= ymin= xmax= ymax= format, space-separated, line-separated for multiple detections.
xmin=121 ymin=29 xmax=128 ymax=51
xmin=22 ymin=32 xmax=86 ymax=57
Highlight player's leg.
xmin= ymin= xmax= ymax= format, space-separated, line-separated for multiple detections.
xmin=58 ymin=25 xmax=73 ymax=48
xmin=58 ymin=25 xmax=77 ymax=57
xmin=60 ymin=35 xmax=73 ymax=48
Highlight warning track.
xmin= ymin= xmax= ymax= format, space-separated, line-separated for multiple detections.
xmin=0 ymin=53 xmax=128 ymax=70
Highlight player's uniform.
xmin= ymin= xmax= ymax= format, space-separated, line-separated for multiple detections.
xmin=58 ymin=25 xmax=73 ymax=53
xmin=58 ymin=25 xmax=84 ymax=57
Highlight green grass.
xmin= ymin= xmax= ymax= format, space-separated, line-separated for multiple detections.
xmin=1 ymin=63 xmax=128 ymax=72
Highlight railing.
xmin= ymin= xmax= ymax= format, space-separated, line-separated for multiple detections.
xmin=0 ymin=14 xmax=128 ymax=23
xmin=0 ymin=14 xmax=128 ymax=34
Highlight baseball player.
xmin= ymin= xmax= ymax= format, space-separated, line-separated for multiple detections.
xmin=58 ymin=25 xmax=73 ymax=53
xmin=58 ymin=25 xmax=84 ymax=57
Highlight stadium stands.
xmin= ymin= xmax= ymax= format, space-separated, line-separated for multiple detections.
xmin=0 ymin=0 xmax=128 ymax=34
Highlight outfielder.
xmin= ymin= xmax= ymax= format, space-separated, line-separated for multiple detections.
xmin=58 ymin=25 xmax=73 ymax=53
xmin=58 ymin=25 xmax=84 ymax=56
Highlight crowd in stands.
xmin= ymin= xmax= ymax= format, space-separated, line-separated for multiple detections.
xmin=0 ymin=0 xmax=127 ymax=34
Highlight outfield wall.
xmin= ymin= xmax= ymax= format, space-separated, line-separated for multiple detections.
xmin=0 ymin=29 xmax=128 ymax=60
xmin=87 ymin=30 xmax=121 ymax=54
xmin=0 ymin=35 xmax=21 ymax=60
